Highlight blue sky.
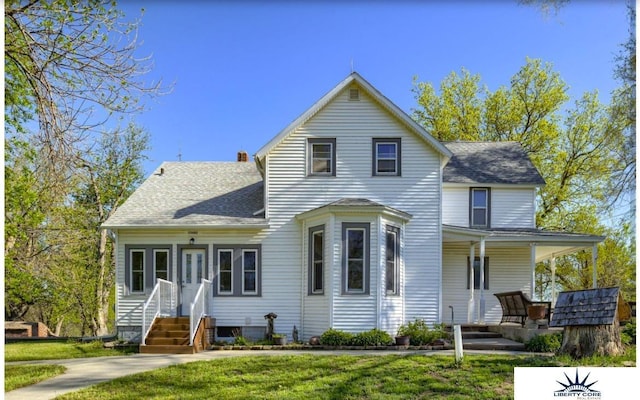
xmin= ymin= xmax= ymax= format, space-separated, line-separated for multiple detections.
xmin=118 ymin=1 xmax=631 ymax=175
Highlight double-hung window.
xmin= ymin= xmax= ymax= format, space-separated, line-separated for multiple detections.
xmin=467 ymin=257 xmax=489 ymax=290
xmin=242 ymin=250 xmax=258 ymax=294
xmin=130 ymin=249 xmax=145 ymax=293
xmin=153 ymin=249 xmax=169 ymax=281
xmin=385 ymin=225 xmax=400 ymax=295
xmin=342 ymin=223 xmax=370 ymax=294
xmin=470 ymin=188 xmax=490 ymax=227
xmin=214 ymin=245 xmax=261 ymax=296
xmin=309 ymin=225 xmax=324 ymax=294
xmin=373 ymin=138 xmax=401 ymax=176
xmin=125 ymin=245 xmax=172 ymax=295
xmin=218 ymin=249 xmax=233 ymax=294
xmin=308 ymin=138 xmax=336 ymax=176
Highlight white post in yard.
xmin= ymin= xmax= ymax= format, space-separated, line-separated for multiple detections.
xmin=453 ymin=324 xmax=463 ymax=363
xmin=467 ymin=242 xmax=475 ymax=324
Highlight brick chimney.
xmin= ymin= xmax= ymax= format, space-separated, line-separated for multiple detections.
xmin=237 ymin=150 xmax=249 ymax=162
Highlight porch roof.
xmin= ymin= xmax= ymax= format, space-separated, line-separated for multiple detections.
xmin=295 ymin=198 xmax=412 ymax=222
xmin=442 ymin=224 xmax=605 ymax=262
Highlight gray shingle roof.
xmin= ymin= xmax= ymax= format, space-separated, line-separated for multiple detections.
xmin=103 ymin=162 xmax=266 ymax=228
xmin=443 ymin=141 xmax=546 ymax=185
xmin=550 ymin=287 xmax=623 ymax=327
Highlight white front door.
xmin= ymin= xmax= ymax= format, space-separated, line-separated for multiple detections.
xmin=181 ymin=249 xmax=206 ymax=315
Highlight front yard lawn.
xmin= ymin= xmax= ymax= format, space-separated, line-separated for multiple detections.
xmin=4 ymin=340 xmax=137 ymax=362
xmin=4 ymin=364 xmax=67 ymax=392
xmin=56 ymin=349 xmax=636 ymax=400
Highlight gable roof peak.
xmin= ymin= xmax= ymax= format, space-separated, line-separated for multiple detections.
xmin=254 ymin=72 xmax=452 ymax=169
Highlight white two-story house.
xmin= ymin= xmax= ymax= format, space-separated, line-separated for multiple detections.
xmin=103 ymin=72 xmax=604 ymax=349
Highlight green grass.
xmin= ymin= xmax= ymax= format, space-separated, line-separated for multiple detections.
xmin=4 ymin=364 xmax=67 ymax=392
xmin=55 ymin=349 xmax=636 ymax=400
xmin=4 ymin=340 xmax=137 ymax=362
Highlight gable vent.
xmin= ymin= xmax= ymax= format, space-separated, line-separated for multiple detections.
xmin=349 ymin=88 xmax=360 ymax=101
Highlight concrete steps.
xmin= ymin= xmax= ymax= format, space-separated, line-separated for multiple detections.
xmin=446 ymin=324 xmax=526 ymax=351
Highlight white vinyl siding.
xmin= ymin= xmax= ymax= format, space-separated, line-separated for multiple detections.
xmin=266 ymin=85 xmax=442 ymax=336
xmin=442 ymin=187 xmax=469 ymax=226
xmin=491 ymin=188 xmax=536 ymax=228
xmin=115 ymin=230 xmax=268 ymax=329
xmin=443 ymin=186 xmax=536 ymax=229
xmin=442 ymin=243 xmax=531 ymax=325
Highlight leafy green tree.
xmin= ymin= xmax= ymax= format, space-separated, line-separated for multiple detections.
xmin=4 ymin=0 xmax=159 ymax=335
xmin=5 ymin=0 xmax=162 ymax=166
xmin=412 ymin=59 xmax=634 ymax=298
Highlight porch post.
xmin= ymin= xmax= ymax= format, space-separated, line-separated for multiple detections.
xmin=530 ymin=243 xmax=537 ymax=299
xmin=467 ymin=242 xmax=476 ymax=324
xmin=550 ymin=256 xmax=557 ymax=307
xmin=478 ymin=237 xmax=486 ymax=324
xmin=592 ymin=244 xmax=598 ymax=288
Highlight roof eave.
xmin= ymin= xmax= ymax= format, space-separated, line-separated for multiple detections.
xmin=296 ymin=204 xmax=412 ymax=222
xmin=255 ymin=72 xmax=452 ymax=164
xmin=101 ymin=222 xmax=270 ymax=231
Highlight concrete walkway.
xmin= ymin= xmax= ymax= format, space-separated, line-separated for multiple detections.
xmin=6 ymin=346 xmax=534 ymax=400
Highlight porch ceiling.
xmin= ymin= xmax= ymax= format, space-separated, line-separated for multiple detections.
xmin=442 ymin=224 xmax=605 ymax=262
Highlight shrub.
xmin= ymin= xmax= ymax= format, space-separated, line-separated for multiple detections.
xmin=233 ymin=336 xmax=249 ymax=346
xmin=621 ymin=321 xmax=636 ymax=345
xmin=397 ymin=319 xmax=448 ymax=346
xmin=351 ymin=329 xmax=393 ymax=346
xmin=525 ymin=333 xmax=562 ymax=353
xmin=320 ymin=328 xmax=354 ymax=346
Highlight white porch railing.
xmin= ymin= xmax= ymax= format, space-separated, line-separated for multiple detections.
xmin=190 ymin=279 xmax=212 ymax=346
xmin=141 ymin=279 xmax=177 ymax=346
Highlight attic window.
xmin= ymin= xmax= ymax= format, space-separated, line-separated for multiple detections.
xmin=349 ymin=88 xmax=360 ymax=101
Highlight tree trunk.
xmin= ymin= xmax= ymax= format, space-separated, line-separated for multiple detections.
xmin=558 ymin=322 xmax=624 ymax=358
xmin=95 ymin=228 xmax=110 ymax=336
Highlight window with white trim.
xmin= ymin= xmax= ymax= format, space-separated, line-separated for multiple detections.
xmin=373 ymin=138 xmax=401 ymax=176
xmin=153 ymin=249 xmax=169 ymax=281
xmin=385 ymin=225 xmax=400 ymax=295
xmin=308 ymin=138 xmax=336 ymax=176
xmin=470 ymin=188 xmax=490 ymax=227
xmin=342 ymin=223 xmax=370 ymax=294
xmin=242 ymin=250 xmax=258 ymax=294
xmin=213 ymin=245 xmax=262 ymax=296
xmin=130 ymin=249 xmax=145 ymax=293
xmin=218 ymin=249 xmax=233 ymax=294
xmin=309 ymin=225 xmax=324 ymax=295
xmin=125 ymin=245 xmax=172 ymax=295
xmin=467 ymin=257 xmax=489 ymax=290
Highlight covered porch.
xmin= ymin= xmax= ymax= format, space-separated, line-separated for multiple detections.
xmin=442 ymin=225 xmax=605 ymax=326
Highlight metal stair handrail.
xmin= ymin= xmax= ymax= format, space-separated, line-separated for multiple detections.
xmin=141 ymin=279 xmax=177 ymax=346
xmin=190 ymin=279 xmax=212 ymax=346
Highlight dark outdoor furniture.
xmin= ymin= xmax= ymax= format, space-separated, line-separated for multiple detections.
xmin=494 ymin=291 xmax=552 ymax=327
